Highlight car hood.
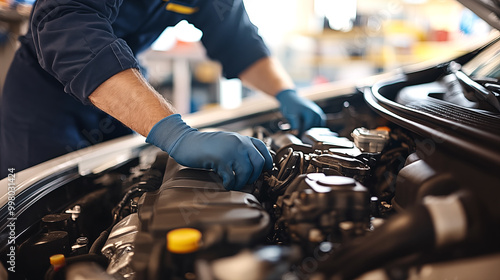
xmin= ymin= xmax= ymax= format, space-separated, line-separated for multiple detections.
xmin=458 ymin=0 xmax=500 ymax=30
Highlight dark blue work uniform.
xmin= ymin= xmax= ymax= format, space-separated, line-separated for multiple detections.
xmin=0 ymin=0 xmax=269 ymax=178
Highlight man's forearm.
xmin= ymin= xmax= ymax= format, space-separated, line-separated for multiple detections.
xmin=89 ymin=68 xmax=176 ymax=136
xmin=239 ymin=56 xmax=295 ymax=96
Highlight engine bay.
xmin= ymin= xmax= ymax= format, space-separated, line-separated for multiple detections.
xmin=2 ymin=38 xmax=500 ymax=280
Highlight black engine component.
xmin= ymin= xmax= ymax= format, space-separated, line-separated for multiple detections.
xmin=18 ymin=231 xmax=70 ymax=279
xmin=136 ymin=158 xmax=270 ymax=244
xmin=275 ymin=174 xmax=370 ymax=244
xmin=393 ymin=155 xmax=460 ymax=210
xmin=309 ymin=153 xmax=370 ymax=182
xmin=131 ymin=156 xmax=270 ymax=280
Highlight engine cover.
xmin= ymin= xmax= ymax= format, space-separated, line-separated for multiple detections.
xmin=131 ymin=157 xmax=270 ymax=279
xmin=136 ymin=156 xmax=270 ymax=242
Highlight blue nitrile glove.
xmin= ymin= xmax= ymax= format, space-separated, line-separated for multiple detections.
xmin=146 ymin=114 xmax=273 ymax=190
xmin=276 ymin=89 xmax=326 ymax=135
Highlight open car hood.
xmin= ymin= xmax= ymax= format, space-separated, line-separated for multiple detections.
xmin=458 ymin=0 xmax=500 ymax=30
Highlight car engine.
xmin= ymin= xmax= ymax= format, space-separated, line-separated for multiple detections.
xmin=2 ymin=37 xmax=500 ymax=280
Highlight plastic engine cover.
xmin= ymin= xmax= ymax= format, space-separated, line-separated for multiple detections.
xmin=136 ymin=157 xmax=270 ymax=245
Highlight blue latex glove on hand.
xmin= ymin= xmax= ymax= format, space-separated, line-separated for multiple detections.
xmin=276 ymin=89 xmax=326 ymax=135
xmin=146 ymin=114 xmax=273 ymax=190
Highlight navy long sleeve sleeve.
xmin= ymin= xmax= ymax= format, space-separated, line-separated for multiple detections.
xmin=30 ymin=0 xmax=139 ymax=104
xmin=29 ymin=0 xmax=268 ymax=103
xmin=190 ymin=0 xmax=270 ymax=78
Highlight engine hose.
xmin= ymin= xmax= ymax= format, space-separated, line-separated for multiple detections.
xmin=89 ymin=230 xmax=111 ymax=255
xmin=274 ymin=166 xmax=300 ymax=194
xmin=277 ymin=148 xmax=294 ymax=180
xmin=324 ymin=204 xmax=434 ymax=279
xmin=319 ymin=192 xmax=478 ymax=279
xmin=112 ymin=187 xmax=150 ymax=223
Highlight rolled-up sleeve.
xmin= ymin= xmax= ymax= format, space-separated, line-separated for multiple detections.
xmin=190 ymin=0 xmax=270 ymax=79
xmin=31 ymin=0 xmax=139 ymax=104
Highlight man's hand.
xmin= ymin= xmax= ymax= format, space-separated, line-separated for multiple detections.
xmin=276 ymin=89 xmax=326 ymax=135
xmin=146 ymin=114 xmax=273 ymax=190
xmin=238 ymin=57 xmax=326 ymax=134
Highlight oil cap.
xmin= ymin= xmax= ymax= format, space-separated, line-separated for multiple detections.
xmin=49 ymin=254 xmax=66 ymax=271
xmin=167 ymin=228 xmax=202 ymax=254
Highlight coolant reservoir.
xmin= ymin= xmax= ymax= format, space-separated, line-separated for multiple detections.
xmin=351 ymin=127 xmax=390 ymax=153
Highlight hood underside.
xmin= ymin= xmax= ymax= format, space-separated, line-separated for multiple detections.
xmin=458 ymin=0 xmax=500 ymax=30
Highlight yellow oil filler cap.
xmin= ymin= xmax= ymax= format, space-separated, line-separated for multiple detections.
xmin=49 ymin=254 xmax=66 ymax=271
xmin=167 ymin=228 xmax=202 ymax=254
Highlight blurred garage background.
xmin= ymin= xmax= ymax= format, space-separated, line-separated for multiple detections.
xmin=0 ymin=0 xmax=493 ymax=113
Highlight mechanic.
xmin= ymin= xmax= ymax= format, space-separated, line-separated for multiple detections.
xmin=0 ymin=0 xmax=325 ymax=189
